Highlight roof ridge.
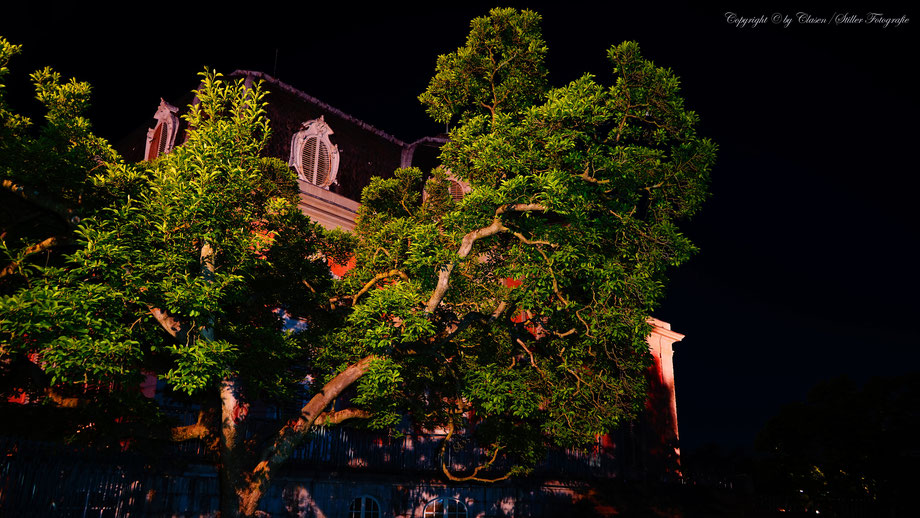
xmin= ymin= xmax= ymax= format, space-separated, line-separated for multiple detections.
xmin=231 ymin=70 xmax=408 ymax=148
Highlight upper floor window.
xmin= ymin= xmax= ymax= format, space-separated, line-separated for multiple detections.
xmin=289 ymin=116 xmax=340 ymax=188
xmin=145 ymin=99 xmax=179 ymax=161
xmin=448 ymin=178 xmax=468 ymax=201
xmin=422 ymin=168 xmax=471 ymax=205
xmin=349 ymin=495 xmax=381 ymax=518
xmin=423 ymin=498 xmax=467 ymax=518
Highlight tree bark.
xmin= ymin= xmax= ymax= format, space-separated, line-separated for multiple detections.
xmin=219 ymin=375 xmax=248 ymax=516
xmin=231 ymin=355 xmax=377 ymax=517
xmin=0 ymin=236 xmax=65 ymax=278
xmin=425 ymin=203 xmax=547 ymax=312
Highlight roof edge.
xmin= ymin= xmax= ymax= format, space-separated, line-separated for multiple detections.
xmin=232 ymin=70 xmax=408 ymax=148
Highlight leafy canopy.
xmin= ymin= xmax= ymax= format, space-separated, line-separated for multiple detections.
xmin=1 ymin=7 xmax=714 ymax=481
xmin=324 ymin=7 xmax=715 ymax=471
xmin=1 ymin=63 xmax=329 ymax=407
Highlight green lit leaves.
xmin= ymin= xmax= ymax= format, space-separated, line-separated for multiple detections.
xmin=1 ymin=67 xmax=324 ymax=403
xmin=353 ymin=356 xmax=404 ymax=428
xmin=165 ymin=338 xmax=238 ymax=395
xmin=348 ymin=282 xmax=434 ymax=354
xmin=404 ymin=9 xmax=715 ymax=469
xmin=464 ymin=363 xmax=540 ymax=418
xmin=419 ymin=7 xmax=548 ymax=126
xmin=184 ymin=69 xmax=270 ymax=150
xmin=0 ymin=43 xmax=117 ymax=208
xmin=0 ymin=278 xmax=144 ymax=388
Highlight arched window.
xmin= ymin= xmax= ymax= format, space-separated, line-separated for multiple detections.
xmin=349 ymin=495 xmax=381 ymax=518
xmin=289 ymin=116 xmax=340 ymax=188
xmin=144 ymin=99 xmax=179 ymax=161
xmin=448 ymin=180 xmax=466 ymax=202
xmin=422 ymin=169 xmax=471 ymax=204
xmin=423 ymin=498 xmax=467 ymax=518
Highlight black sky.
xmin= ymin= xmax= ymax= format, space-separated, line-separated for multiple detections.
xmin=2 ymin=1 xmax=917 ymax=452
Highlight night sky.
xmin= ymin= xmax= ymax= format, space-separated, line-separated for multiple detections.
xmin=2 ymin=1 xmax=917 ymax=453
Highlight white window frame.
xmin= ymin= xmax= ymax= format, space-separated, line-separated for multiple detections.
xmin=289 ymin=116 xmax=340 ymax=188
xmin=144 ymin=99 xmax=179 ymax=161
xmin=422 ymin=497 xmax=468 ymax=518
xmin=348 ymin=495 xmax=382 ymax=518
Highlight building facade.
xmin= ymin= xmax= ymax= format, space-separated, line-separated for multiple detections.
xmin=132 ymin=71 xmax=687 ymax=517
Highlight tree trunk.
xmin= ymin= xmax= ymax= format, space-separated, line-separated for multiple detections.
xmin=219 ymin=375 xmax=249 ymax=517
xmin=218 ymin=355 xmax=377 ymax=517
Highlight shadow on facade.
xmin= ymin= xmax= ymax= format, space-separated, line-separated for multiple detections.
xmin=1 ymin=434 xmax=685 ymax=517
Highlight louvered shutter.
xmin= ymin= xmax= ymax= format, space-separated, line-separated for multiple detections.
xmin=301 ymin=136 xmax=334 ymax=186
xmin=147 ymin=124 xmax=164 ymax=160
xmin=157 ymin=124 xmax=169 ymax=155
xmin=449 ymin=180 xmax=465 ymax=201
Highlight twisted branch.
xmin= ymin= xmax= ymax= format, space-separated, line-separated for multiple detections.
xmin=353 ymin=269 xmax=410 ymax=306
xmin=425 ymin=204 xmax=547 ymax=312
xmin=0 ymin=236 xmax=65 ymax=278
xmin=439 ymin=421 xmax=513 ymax=483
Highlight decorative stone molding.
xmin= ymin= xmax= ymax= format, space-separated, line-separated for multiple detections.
xmin=297 ymin=179 xmax=359 ymax=231
xmin=144 ymin=99 xmax=179 ymax=161
xmin=646 ymin=317 xmax=684 ymax=469
xmin=289 ymin=116 xmax=340 ymax=189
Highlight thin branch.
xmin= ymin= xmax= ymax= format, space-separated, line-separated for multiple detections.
xmin=553 ymin=328 xmax=577 ymax=338
xmin=565 ymin=365 xmax=587 ymax=390
xmin=353 ymin=269 xmax=410 ymax=306
xmin=370 ymin=247 xmax=394 ymax=264
xmin=0 ymin=236 xmax=65 ymax=278
xmin=171 ymin=409 xmax=213 ymax=442
xmin=575 ymin=305 xmax=594 ymax=338
xmin=516 ymin=338 xmax=546 ymax=378
xmin=577 ymin=164 xmax=610 ymax=184
xmin=494 ymin=203 xmax=548 ymax=216
xmin=533 ymin=247 xmax=567 ymax=306
xmin=490 ymin=300 xmax=508 ymax=320
xmin=148 ymin=306 xmax=189 ymax=341
xmin=199 ymin=242 xmax=216 ymax=342
xmin=425 ymin=204 xmax=548 ymax=312
xmin=439 ymin=421 xmax=514 ymax=483
xmin=510 ymin=231 xmax=554 ymax=247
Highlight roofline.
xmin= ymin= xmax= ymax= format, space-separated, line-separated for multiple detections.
xmin=231 ymin=70 xmax=408 ymax=148
xmin=647 ymin=317 xmax=685 ymax=342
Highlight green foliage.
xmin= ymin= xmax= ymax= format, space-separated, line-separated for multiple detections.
xmin=419 ymin=8 xmax=548 ymax=126
xmin=0 ymin=37 xmax=29 ymax=141
xmin=352 ymin=356 xmax=404 ymax=429
xmin=0 ymin=39 xmax=118 ymax=211
xmin=1 ymin=7 xmax=715 ymax=487
xmin=334 ymin=7 xmax=716 ymax=477
xmin=1 ymin=68 xmax=329 ymax=411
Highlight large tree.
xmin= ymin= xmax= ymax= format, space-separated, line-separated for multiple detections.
xmin=0 ymin=8 xmax=715 ymax=517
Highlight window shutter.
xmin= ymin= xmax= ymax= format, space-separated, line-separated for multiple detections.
xmin=147 ymin=124 xmax=164 ymax=160
xmin=449 ymin=180 xmax=465 ymax=201
xmin=144 ymin=99 xmax=179 ymax=161
xmin=302 ymin=136 xmax=318 ymax=183
xmin=290 ymin=117 xmax=339 ymax=188
xmin=315 ymin=140 xmax=330 ymax=186
xmin=157 ymin=124 xmax=169 ymax=155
